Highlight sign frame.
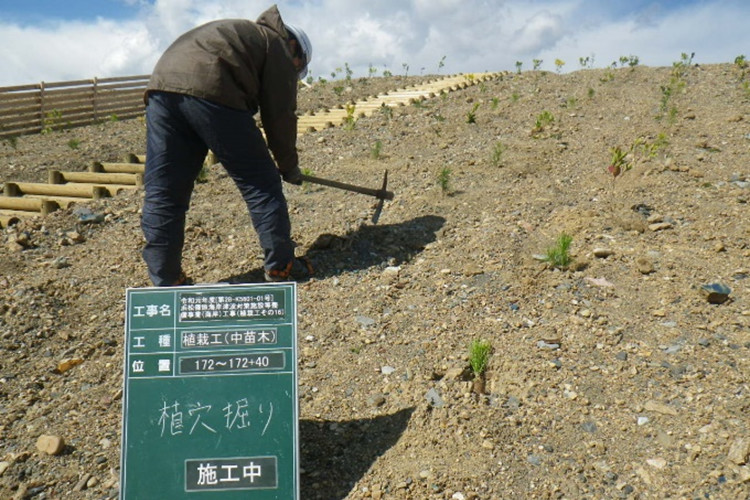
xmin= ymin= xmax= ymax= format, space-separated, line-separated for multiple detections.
xmin=120 ymin=282 xmax=299 ymax=499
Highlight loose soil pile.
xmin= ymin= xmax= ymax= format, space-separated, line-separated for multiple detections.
xmin=1 ymin=66 xmax=749 ymax=499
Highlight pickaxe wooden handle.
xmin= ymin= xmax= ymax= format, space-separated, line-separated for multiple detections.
xmin=299 ymin=172 xmax=394 ymax=200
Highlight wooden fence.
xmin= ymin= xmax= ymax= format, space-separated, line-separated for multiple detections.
xmin=0 ymin=75 xmax=148 ymax=139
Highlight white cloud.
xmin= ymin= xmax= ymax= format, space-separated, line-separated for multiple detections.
xmin=512 ymin=10 xmax=566 ymax=54
xmin=0 ymin=0 xmax=748 ymax=86
xmin=0 ymin=19 xmax=156 ymax=84
xmin=533 ymin=0 xmax=750 ymax=71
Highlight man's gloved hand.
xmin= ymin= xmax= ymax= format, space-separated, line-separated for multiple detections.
xmin=282 ymin=166 xmax=303 ymax=185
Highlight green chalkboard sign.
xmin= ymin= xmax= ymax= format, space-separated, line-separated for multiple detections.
xmin=120 ymin=283 xmax=298 ymax=499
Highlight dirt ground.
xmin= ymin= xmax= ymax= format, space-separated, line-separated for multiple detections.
xmin=0 ymin=65 xmax=749 ymax=499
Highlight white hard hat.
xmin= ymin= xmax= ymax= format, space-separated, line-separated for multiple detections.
xmin=285 ymin=24 xmax=312 ymax=79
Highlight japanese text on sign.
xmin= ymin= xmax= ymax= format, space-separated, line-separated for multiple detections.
xmin=179 ymin=293 xmax=284 ymax=321
xmin=185 ymin=456 xmax=278 ymax=491
xmin=158 ymin=398 xmax=274 ymax=438
xmin=182 ymin=329 xmax=277 ymax=348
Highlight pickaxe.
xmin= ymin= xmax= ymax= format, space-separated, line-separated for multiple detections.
xmin=299 ymin=170 xmax=393 ymax=224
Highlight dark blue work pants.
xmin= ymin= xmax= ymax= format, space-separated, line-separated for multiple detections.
xmin=141 ymin=91 xmax=294 ymax=286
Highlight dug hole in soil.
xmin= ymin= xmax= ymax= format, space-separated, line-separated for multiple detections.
xmin=1 ymin=66 xmax=749 ymax=499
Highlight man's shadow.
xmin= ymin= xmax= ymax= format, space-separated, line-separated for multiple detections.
xmin=221 ymin=215 xmax=446 ymax=283
xmin=299 ymin=407 xmax=415 ymax=499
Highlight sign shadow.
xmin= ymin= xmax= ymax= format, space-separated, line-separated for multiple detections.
xmin=299 ymin=407 xmax=415 ymax=499
xmin=221 ymin=215 xmax=446 ymax=283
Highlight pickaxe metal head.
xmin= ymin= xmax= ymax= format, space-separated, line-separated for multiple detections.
xmin=298 ymin=170 xmax=393 ymax=224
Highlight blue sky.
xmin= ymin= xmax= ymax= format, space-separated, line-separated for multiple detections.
xmin=0 ymin=0 xmax=749 ymax=86
xmin=0 ymin=0 xmax=140 ymax=24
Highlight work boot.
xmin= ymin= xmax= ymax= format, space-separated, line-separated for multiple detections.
xmin=264 ymin=257 xmax=313 ymax=282
xmin=167 ymin=272 xmax=193 ymax=286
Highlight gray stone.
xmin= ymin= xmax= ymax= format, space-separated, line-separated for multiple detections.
xmin=700 ymin=283 xmax=731 ymax=304
xmin=728 ymin=438 xmax=750 ymax=465
xmin=356 ymin=315 xmax=376 ymax=327
xmin=537 ymin=340 xmax=560 ymax=350
xmin=663 ymin=344 xmax=682 ymax=355
xmin=425 ymin=388 xmax=444 ymax=408
xmin=368 ymin=394 xmax=386 ymax=407
xmin=581 ymin=421 xmax=597 ymax=433
xmin=593 ymin=248 xmax=614 ymax=258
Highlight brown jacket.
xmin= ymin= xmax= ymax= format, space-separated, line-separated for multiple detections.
xmin=145 ymin=5 xmax=299 ymax=173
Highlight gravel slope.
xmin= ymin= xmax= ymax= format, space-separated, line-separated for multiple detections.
xmin=1 ymin=65 xmax=749 ymax=499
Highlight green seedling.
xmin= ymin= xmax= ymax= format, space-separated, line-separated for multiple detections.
xmin=563 ymin=97 xmax=578 ymax=109
xmin=511 ymin=92 xmax=520 ymax=102
xmin=343 ymin=103 xmax=356 ymax=130
xmin=195 ymin=165 xmax=210 ymax=184
xmin=469 ymin=339 xmax=492 ymax=394
xmin=370 ymin=140 xmax=383 ymax=160
xmin=67 ymin=139 xmax=80 ymax=150
xmin=659 ymin=84 xmax=673 ymax=112
xmin=379 ymin=104 xmax=393 ymax=120
xmin=108 ymin=114 xmax=119 ymax=122
xmin=532 ymin=110 xmax=555 ymax=135
xmin=654 ymin=132 xmax=669 ymax=149
xmin=438 ymin=167 xmax=452 ymax=194
xmin=490 ymin=97 xmax=500 ymax=110
xmin=5 ymin=136 xmax=19 ymax=149
xmin=301 ymin=167 xmax=314 ymax=193
xmin=490 ymin=141 xmax=504 ymax=167
xmin=670 ymin=52 xmax=694 ymax=80
xmin=579 ymin=55 xmax=594 ymax=69
xmin=619 ymin=55 xmax=639 ymax=68
xmin=466 ymin=102 xmax=480 ymax=124
xmin=469 ymin=339 xmax=492 ymax=377
xmin=667 ymin=106 xmax=679 ymax=125
xmin=543 ymin=233 xmax=573 ymax=270
xmin=734 ymin=55 xmax=747 ymax=69
xmin=41 ymin=109 xmax=63 ymax=134
xmin=608 ymin=146 xmax=630 ymax=180
xmin=658 ymin=56 xmax=689 ymax=123
xmin=587 ymin=87 xmax=595 ymax=98
xmin=515 ymin=61 xmax=523 ymax=74
xmin=438 ymin=55 xmax=446 ymax=73
xmin=533 ymin=59 xmax=543 ymax=71
xmin=608 ymin=136 xmax=661 ymax=188
xmin=600 ymin=71 xmax=615 ymax=83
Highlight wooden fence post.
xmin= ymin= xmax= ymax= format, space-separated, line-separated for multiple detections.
xmin=39 ymin=81 xmax=46 ymax=134
xmin=93 ymin=77 xmax=99 ymax=122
